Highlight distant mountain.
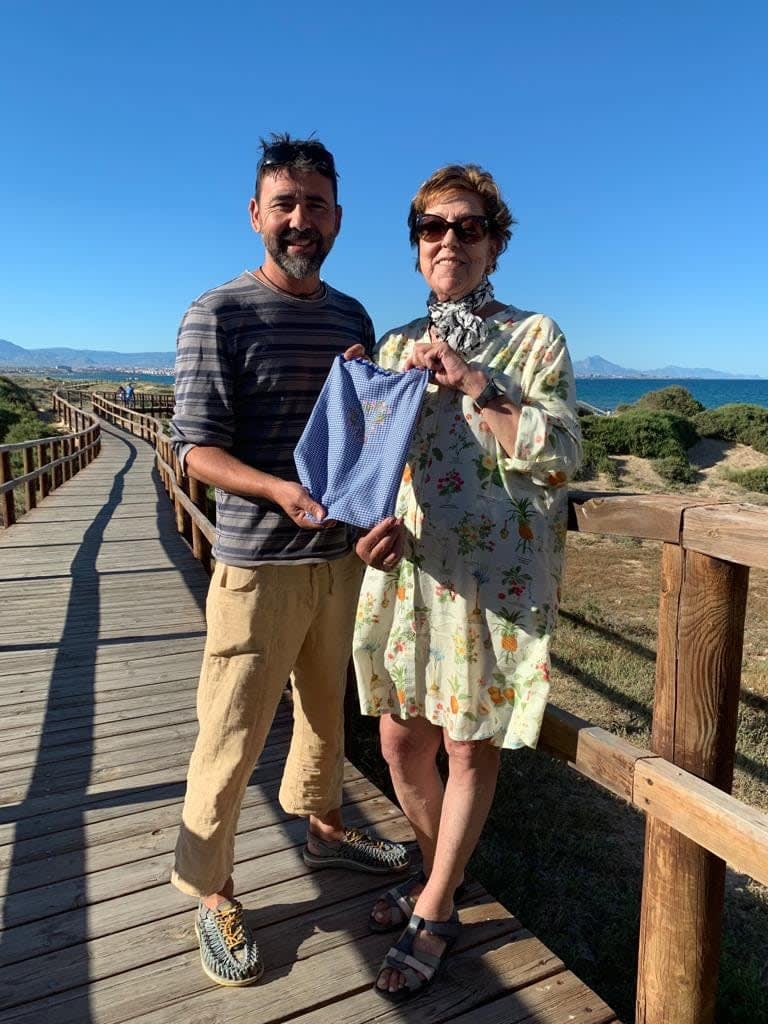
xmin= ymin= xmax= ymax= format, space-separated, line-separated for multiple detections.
xmin=573 ymin=355 xmax=748 ymax=380
xmin=0 ymin=338 xmax=175 ymax=371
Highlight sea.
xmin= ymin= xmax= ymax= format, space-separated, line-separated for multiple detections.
xmin=576 ymin=378 xmax=768 ymax=413
xmin=29 ymin=370 xmax=768 ymax=413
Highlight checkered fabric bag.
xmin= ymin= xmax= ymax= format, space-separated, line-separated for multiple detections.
xmin=294 ymin=356 xmax=429 ymax=529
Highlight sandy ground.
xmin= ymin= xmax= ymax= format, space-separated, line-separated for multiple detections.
xmin=583 ymin=438 xmax=768 ymax=504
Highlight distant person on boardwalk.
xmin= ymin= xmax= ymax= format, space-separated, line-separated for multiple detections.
xmin=116 ymin=385 xmax=126 ymax=403
xmin=169 ymin=134 xmax=409 ymax=988
xmin=352 ymin=164 xmax=582 ymax=1001
xmin=123 ymin=382 xmax=134 ymax=407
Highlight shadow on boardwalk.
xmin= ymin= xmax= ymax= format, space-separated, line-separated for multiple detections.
xmin=0 ymin=427 xmax=207 ymax=1022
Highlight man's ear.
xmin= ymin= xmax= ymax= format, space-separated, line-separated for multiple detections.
xmin=248 ymin=197 xmax=261 ymax=233
xmin=334 ymin=203 xmax=343 ymax=237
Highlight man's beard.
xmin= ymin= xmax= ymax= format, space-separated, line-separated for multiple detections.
xmin=263 ymin=228 xmax=333 ymax=280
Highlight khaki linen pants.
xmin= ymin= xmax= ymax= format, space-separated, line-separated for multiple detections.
xmin=172 ymin=552 xmax=364 ymax=898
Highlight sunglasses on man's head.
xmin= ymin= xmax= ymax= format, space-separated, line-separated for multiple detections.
xmin=260 ymin=142 xmax=336 ymax=176
xmin=415 ymin=214 xmax=490 ymax=245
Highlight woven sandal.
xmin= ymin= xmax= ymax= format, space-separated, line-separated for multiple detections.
xmin=368 ymin=871 xmax=468 ymax=933
xmin=373 ymin=911 xmax=461 ymax=1003
xmin=195 ymin=898 xmax=264 ymax=987
xmin=302 ymin=828 xmax=409 ymax=875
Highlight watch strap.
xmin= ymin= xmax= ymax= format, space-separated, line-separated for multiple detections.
xmin=473 ymin=374 xmax=506 ymax=411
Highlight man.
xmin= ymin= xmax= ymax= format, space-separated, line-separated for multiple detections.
xmin=170 ymin=134 xmax=408 ymax=988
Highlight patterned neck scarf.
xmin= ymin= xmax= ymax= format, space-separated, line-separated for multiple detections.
xmin=426 ymin=277 xmax=495 ymax=354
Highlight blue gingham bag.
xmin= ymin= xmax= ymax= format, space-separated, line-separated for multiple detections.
xmin=294 ymin=355 xmax=429 ymax=529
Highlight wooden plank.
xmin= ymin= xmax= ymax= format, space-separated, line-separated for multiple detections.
xmin=683 ymin=502 xmax=768 ymax=570
xmin=0 ymin=751 xmax=194 ymax=806
xmin=0 ymin=720 xmax=201 ymax=776
xmin=0 ymin=648 xmax=206 ymax=694
xmin=568 ymin=492 xmax=706 ymax=542
xmin=0 ymin=691 xmax=199 ymax=737
xmin=447 ymin=969 xmax=617 ymax=1024
xmin=635 ymin=759 xmax=768 ymax=887
xmin=0 ymin=713 xmax=200 ymax=766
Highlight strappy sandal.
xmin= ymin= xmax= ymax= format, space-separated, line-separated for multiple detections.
xmin=373 ymin=911 xmax=461 ymax=1003
xmin=368 ymin=871 xmax=468 ymax=933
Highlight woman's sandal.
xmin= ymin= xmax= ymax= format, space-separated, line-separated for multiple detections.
xmin=373 ymin=911 xmax=461 ymax=1003
xmin=368 ymin=871 xmax=467 ymax=933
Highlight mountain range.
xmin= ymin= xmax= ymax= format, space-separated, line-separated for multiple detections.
xmin=572 ymin=355 xmax=750 ymax=380
xmin=0 ymin=338 xmax=751 ymax=379
xmin=0 ymin=338 xmax=175 ymax=371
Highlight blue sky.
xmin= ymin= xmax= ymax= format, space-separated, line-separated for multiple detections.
xmin=1 ymin=1 xmax=766 ymax=373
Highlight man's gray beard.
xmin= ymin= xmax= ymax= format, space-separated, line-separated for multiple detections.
xmin=272 ymin=248 xmax=326 ymax=279
xmin=264 ymin=234 xmax=332 ymax=280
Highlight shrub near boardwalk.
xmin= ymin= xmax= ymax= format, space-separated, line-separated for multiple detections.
xmin=0 ymin=376 xmax=52 ymax=443
xmin=0 ymin=376 xmax=59 ymax=507
xmin=580 ymin=408 xmax=698 ymax=484
xmin=695 ymin=403 xmax=768 ymax=456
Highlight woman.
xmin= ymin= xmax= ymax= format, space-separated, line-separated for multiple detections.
xmin=353 ymin=164 xmax=582 ymax=1002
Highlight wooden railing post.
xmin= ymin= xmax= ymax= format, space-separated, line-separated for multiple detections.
xmin=62 ymin=438 xmax=72 ymax=481
xmin=637 ymin=543 xmax=749 ymax=1024
xmin=37 ymin=442 xmax=50 ymax=498
xmin=51 ymin=440 xmax=62 ymax=490
xmin=0 ymin=451 xmax=15 ymax=527
xmin=189 ymin=476 xmax=212 ymax=575
xmin=23 ymin=447 xmax=36 ymax=511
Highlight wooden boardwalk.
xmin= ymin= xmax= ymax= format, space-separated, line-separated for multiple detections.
xmin=0 ymin=422 xmax=619 ymax=1023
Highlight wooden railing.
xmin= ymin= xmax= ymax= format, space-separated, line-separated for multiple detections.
xmin=95 ymin=390 xmax=175 ymax=414
xmin=93 ymin=393 xmax=214 ymax=574
xmin=0 ymin=392 xmax=101 ymax=527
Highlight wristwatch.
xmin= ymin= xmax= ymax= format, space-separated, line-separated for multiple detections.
xmin=473 ymin=373 xmax=507 ymax=411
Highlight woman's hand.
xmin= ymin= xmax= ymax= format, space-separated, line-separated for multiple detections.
xmin=355 ymin=517 xmax=404 ymax=571
xmin=405 ymin=340 xmax=486 ymax=398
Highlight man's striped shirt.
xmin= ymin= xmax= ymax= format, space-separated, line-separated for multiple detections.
xmin=170 ymin=271 xmax=375 ymax=566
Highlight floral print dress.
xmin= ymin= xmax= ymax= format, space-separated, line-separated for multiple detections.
xmin=353 ymin=305 xmax=582 ymax=749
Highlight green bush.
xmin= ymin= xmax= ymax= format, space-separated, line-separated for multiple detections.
xmin=633 ymin=385 xmax=705 ymax=418
xmin=573 ymin=438 xmax=620 ymax=484
xmin=652 ymin=455 xmax=696 ymax=485
xmin=721 ymin=467 xmax=768 ymax=494
xmin=581 ymin=409 xmax=699 ymax=459
xmin=0 ymin=375 xmax=49 ymax=445
xmin=695 ymin=404 xmax=768 ymax=456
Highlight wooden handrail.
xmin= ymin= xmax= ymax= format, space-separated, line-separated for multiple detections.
xmin=92 ymin=393 xmax=213 ymax=573
xmin=0 ymin=392 xmax=101 ymax=527
xmin=537 ymin=705 xmax=768 ymax=887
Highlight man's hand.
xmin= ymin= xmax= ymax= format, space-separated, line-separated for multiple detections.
xmin=342 ymin=343 xmax=367 ymax=361
xmin=274 ymin=481 xmax=334 ymax=530
xmin=356 ymin=517 xmax=404 ymax=571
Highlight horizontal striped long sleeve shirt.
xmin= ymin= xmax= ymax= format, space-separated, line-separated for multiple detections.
xmin=170 ymin=271 xmax=375 ymax=566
